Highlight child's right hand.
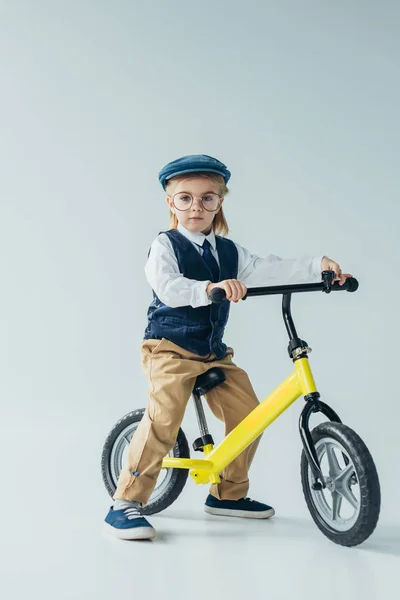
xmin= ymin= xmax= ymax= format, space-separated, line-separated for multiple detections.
xmin=206 ymin=279 xmax=248 ymax=303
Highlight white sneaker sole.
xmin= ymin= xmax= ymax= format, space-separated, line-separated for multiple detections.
xmin=104 ymin=522 xmax=156 ymax=540
xmin=204 ymin=505 xmax=275 ymax=519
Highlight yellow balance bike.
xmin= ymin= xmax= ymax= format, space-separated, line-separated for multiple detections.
xmin=101 ymin=270 xmax=381 ymax=547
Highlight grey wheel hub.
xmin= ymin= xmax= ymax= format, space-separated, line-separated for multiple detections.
xmin=308 ymin=437 xmax=361 ymax=531
xmin=324 ymin=476 xmax=335 ymax=492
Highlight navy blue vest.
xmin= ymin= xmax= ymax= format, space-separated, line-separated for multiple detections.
xmin=143 ymin=229 xmax=238 ymax=358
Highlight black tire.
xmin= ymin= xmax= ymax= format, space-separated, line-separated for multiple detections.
xmin=101 ymin=409 xmax=190 ymax=515
xmin=300 ymin=421 xmax=380 ymax=547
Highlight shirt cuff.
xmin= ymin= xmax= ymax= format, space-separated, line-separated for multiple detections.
xmin=196 ymin=280 xmax=212 ymax=306
xmin=312 ymin=255 xmax=325 ymax=279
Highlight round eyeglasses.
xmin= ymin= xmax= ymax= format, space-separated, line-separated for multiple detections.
xmin=172 ymin=192 xmax=222 ymax=212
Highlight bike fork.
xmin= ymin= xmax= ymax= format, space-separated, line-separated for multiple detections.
xmin=299 ymin=392 xmax=342 ymax=490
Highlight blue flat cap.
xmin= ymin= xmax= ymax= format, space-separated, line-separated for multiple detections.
xmin=158 ymin=154 xmax=231 ymax=190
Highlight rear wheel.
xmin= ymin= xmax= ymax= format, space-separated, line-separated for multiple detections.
xmin=101 ymin=409 xmax=190 ymax=515
xmin=300 ymin=421 xmax=380 ymax=546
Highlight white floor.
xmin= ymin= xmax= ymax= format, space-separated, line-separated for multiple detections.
xmin=1 ymin=419 xmax=398 ymax=600
xmin=3 ymin=504 xmax=399 ymax=600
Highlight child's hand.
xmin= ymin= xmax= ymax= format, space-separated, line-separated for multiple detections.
xmin=207 ymin=279 xmax=247 ymax=302
xmin=321 ymin=257 xmax=353 ymax=286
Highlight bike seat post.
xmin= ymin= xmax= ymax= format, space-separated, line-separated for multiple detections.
xmin=192 ymin=390 xmax=210 ymax=437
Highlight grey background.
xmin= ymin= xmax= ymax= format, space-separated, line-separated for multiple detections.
xmin=1 ymin=1 xmax=399 ymax=598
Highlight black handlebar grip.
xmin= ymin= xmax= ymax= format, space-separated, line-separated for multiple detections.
xmin=332 ymin=277 xmax=359 ymax=292
xmin=208 ymin=287 xmax=226 ymax=304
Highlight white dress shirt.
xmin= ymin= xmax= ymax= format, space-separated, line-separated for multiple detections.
xmin=144 ymin=222 xmax=324 ymax=308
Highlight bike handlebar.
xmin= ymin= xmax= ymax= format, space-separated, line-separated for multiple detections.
xmin=207 ymin=270 xmax=359 ymax=304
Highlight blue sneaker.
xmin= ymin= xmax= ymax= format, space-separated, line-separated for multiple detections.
xmin=104 ymin=505 xmax=156 ymax=540
xmin=204 ymin=494 xmax=275 ymax=519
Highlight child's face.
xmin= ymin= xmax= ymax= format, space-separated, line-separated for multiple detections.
xmin=166 ymin=176 xmax=223 ymax=235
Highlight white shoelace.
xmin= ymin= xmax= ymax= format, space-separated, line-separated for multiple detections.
xmin=124 ymin=507 xmax=142 ymax=520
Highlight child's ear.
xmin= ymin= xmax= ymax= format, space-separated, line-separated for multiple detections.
xmin=166 ymin=196 xmax=175 ymax=212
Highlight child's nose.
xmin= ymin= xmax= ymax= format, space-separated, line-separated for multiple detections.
xmin=192 ymin=198 xmax=204 ymax=208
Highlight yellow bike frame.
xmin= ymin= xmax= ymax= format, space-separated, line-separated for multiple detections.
xmin=162 ymin=356 xmax=317 ymax=485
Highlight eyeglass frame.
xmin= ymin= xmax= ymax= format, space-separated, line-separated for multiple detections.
xmin=170 ymin=191 xmax=223 ymax=212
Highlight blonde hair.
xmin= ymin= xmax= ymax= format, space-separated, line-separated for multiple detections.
xmin=165 ymin=172 xmax=230 ymax=237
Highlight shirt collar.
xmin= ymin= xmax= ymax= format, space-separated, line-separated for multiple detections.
xmin=177 ymin=222 xmax=216 ymax=250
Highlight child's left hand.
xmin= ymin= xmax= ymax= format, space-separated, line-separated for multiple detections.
xmin=321 ymin=257 xmax=353 ymax=286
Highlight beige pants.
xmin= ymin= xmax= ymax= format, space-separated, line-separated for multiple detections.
xmin=113 ymin=337 xmax=262 ymax=506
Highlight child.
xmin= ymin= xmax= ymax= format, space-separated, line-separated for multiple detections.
xmin=104 ymin=154 xmax=351 ymax=540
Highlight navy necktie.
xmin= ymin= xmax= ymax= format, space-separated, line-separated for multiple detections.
xmin=200 ymin=239 xmax=220 ymax=283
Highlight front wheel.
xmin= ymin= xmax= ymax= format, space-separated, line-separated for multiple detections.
xmin=101 ymin=409 xmax=190 ymax=515
xmin=300 ymin=421 xmax=380 ymax=547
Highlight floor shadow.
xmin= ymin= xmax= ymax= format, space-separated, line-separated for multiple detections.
xmin=153 ymin=510 xmax=400 ymax=554
xmin=359 ymin=523 xmax=400 ymax=557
